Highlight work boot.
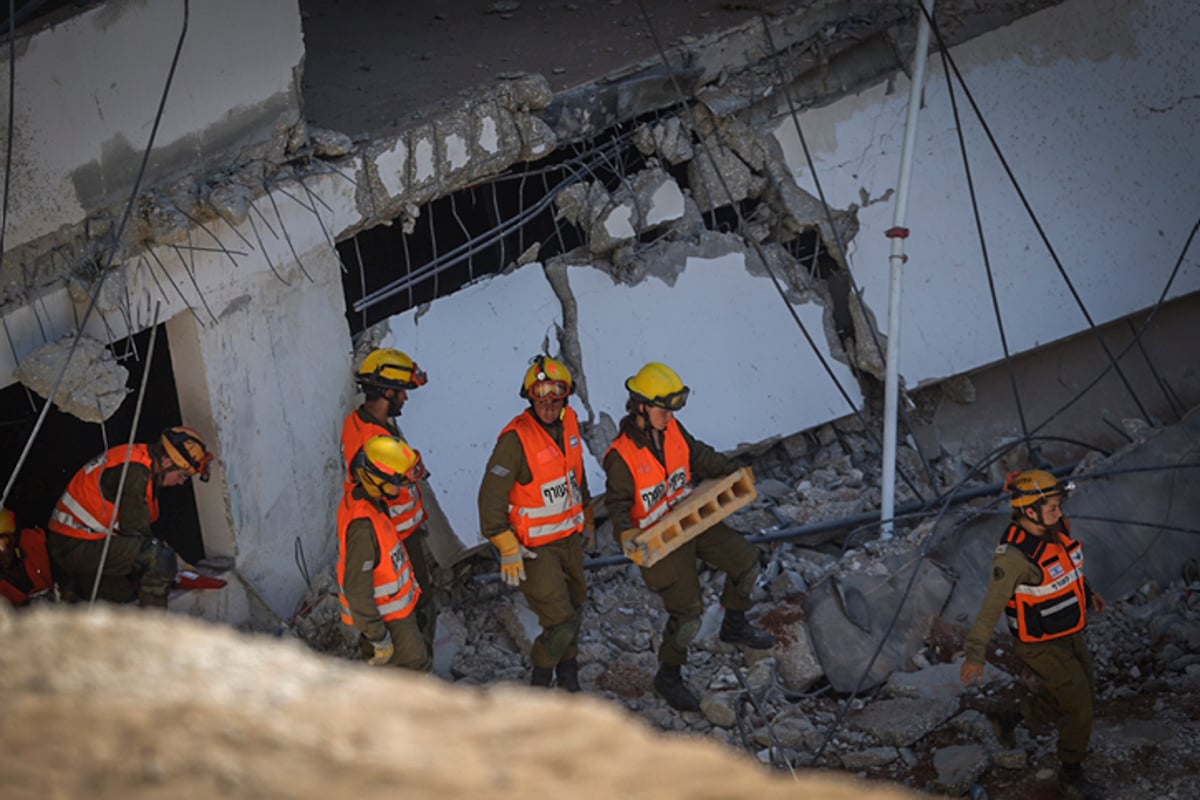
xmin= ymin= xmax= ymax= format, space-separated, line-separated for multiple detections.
xmin=719 ymin=609 xmax=776 ymax=649
xmin=1058 ymin=762 xmax=1093 ymax=798
xmin=555 ymin=658 xmax=581 ymax=693
xmin=530 ymin=666 xmax=554 ymax=688
xmin=983 ymin=700 xmax=1022 ymax=750
xmin=653 ymin=663 xmax=701 ymax=712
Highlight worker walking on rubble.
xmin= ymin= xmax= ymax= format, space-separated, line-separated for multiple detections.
xmin=342 ymin=347 xmax=439 ymax=646
xmin=604 ymin=361 xmax=774 ymax=712
xmin=46 ymin=426 xmax=214 ymax=607
xmin=338 ymin=434 xmax=432 ymax=672
xmin=477 ymin=355 xmax=593 ymax=691
xmin=0 ymin=508 xmax=54 ymax=606
xmin=960 ymin=469 xmax=1105 ymax=797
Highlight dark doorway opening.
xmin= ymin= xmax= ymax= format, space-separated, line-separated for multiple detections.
xmin=0 ymin=324 xmax=205 ymax=564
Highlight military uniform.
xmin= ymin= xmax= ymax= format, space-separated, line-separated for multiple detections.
xmin=964 ymin=522 xmax=1096 ymax=766
xmin=46 ymin=454 xmax=176 ymax=606
xmin=603 ymin=421 xmax=759 ymax=667
xmin=478 ymin=409 xmax=589 ymax=673
xmin=339 ymin=485 xmax=431 ymax=672
xmin=342 ymin=407 xmax=439 ymax=646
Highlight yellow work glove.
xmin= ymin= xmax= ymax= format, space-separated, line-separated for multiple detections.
xmin=620 ymin=527 xmax=647 ymax=566
xmin=582 ymin=503 xmax=596 ymax=553
xmin=493 ymin=529 xmax=535 ymax=587
xmin=367 ymin=631 xmax=394 ymax=666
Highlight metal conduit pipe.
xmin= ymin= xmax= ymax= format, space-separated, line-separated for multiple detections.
xmin=471 ymin=464 xmax=1078 ymax=584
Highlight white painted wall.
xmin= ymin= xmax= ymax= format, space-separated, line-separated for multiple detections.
xmin=382 ymin=250 xmax=861 ymax=549
xmin=772 ymin=0 xmax=1200 ymax=387
xmin=0 ymin=0 xmax=303 ymax=250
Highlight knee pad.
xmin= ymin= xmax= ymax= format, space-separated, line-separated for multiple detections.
xmin=136 ymin=537 xmax=178 ymax=582
xmin=733 ymin=565 xmax=759 ymax=599
xmin=542 ymin=621 xmax=579 ymax=662
xmin=670 ymin=617 xmax=701 ymax=651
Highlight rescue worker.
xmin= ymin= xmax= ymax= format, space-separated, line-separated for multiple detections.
xmin=604 ymin=362 xmax=774 ymax=712
xmin=338 ymin=434 xmax=431 ymax=672
xmin=477 ymin=355 xmax=593 ymax=691
xmin=960 ymin=469 xmax=1105 ymax=796
xmin=342 ymin=347 xmax=438 ymax=646
xmin=0 ymin=508 xmax=54 ymax=606
xmin=46 ymin=426 xmax=213 ymax=607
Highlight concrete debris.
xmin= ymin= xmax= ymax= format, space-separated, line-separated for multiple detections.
xmin=931 ymin=744 xmax=990 ymax=795
xmin=308 ymin=126 xmax=355 ymax=158
xmin=632 ymin=116 xmax=695 ymax=165
xmin=13 ymin=334 xmax=128 ymax=423
xmin=279 ymin=405 xmax=1200 ymax=797
xmin=206 ymin=183 xmax=255 ymax=228
xmin=687 ymin=138 xmax=760 ymax=213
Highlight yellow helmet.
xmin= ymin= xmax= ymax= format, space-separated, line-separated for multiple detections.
xmin=520 ymin=355 xmax=573 ymax=400
xmin=161 ymin=426 xmax=214 ymax=482
xmin=0 ymin=508 xmax=14 ymax=536
xmin=351 ymin=435 xmax=428 ymax=499
xmin=1006 ymin=469 xmax=1074 ymax=508
xmin=626 ymin=362 xmax=690 ymax=411
xmin=356 ymin=348 xmax=428 ymax=393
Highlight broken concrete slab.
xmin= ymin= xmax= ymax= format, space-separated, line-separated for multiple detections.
xmin=13 ymin=335 xmax=128 ymax=423
xmin=806 ymin=555 xmax=956 ymax=693
xmin=931 ymin=744 xmax=990 ymax=795
xmin=884 ymin=660 xmax=1012 ymax=701
xmin=849 ymin=696 xmax=960 ymax=747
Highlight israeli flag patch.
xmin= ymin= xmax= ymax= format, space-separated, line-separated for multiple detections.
xmin=1048 ymin=563 xmax=1065 ymax=578
xmin=569 ymin=436 xmax=579 ymax=448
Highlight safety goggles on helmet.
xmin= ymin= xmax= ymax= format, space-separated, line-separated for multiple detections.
xmin=644 ymin=386 xmax=690 ymax=411
xmin=528 ymin=379 xmax=571 ymax=400
xmin=361 ymin=451 xmax=428 ymax=488
xmin=162 ymin=426 xmax=214 ymax=483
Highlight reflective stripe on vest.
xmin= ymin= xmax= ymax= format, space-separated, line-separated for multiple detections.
xmin=47 ymin=445 xmax=159 ymax=541
xmin=336 ymin=491 xmax=421 ymax=626
xmin=340 ymin=410 xmax=427 ymax=541
xmin=1001 ymin=523 xmax=1087 ymax=643
xmin=606 ymin=418 xmax=692 ymax=530
xmin=502 ymin=407 xmax=586 ymax=547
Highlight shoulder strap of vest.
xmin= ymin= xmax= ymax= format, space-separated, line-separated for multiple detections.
xmin=1001 ymin=523 xmax=1046 ymax=562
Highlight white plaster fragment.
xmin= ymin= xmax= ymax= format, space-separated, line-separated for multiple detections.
xmin=13 ymin=335 xmax=128 ymax=423
xmin=445 ymin=133 xmax=469 ymax=171
xmin=414 ymin=137 xmax=435 ymax=183
xmin=645 ymin=179 xmax=685 ymax=227
xmin=602 ymin=202 xmax=636 ymax=241
xmin=376 ymin=139 xmax=408 ymax=198
xmin=478 ymin=115 xmax=500 ymax=154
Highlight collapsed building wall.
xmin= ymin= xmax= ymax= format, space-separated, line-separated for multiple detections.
xmin=0 ymin=0 xmax=1196 ymax=624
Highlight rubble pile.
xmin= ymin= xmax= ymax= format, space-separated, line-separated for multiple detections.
xmin=289 ymin=409 xmax=1200 ymax=797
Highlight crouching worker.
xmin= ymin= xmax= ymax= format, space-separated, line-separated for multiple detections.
xmin=0 ymin=508 xmax=54 ymax=606
xmin=47 ymin=426 xmax=213 ymax=608
xmin=604 ymin=362 xmax=774 ymax=712
xmin=338 ymin=435 xmax=431 ymax=672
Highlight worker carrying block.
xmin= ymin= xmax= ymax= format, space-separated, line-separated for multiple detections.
xmin=622 ymin=468 xmax=757 ymax=568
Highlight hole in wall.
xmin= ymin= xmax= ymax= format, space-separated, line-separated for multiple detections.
xmin=0 ymin=323 xmax=205 ymax=564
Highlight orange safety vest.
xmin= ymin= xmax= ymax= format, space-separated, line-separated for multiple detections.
xmin=48 ymin=445 xmax=160 ymax=541
xmin=341 ymin=410 xmax=426 ymax=541
xmin=1001 ymin=521 xmax=1087 ymax=643
xmin=0 ymin=527 xmax=54 ymax=606
xmin=336 ymin=490 xmax=421 ymax=626
xmin=501 ymin=408 xmax=586 ymax=548
xmin=606 ymin=418 xmax=692 ymax=530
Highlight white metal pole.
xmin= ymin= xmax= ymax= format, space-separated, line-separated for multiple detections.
xmin=880 ymin=0 xmax=935 ymax=540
